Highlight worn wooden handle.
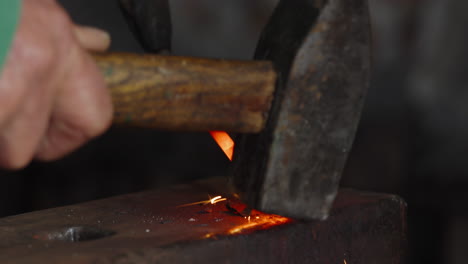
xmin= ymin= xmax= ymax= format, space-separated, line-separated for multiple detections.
xmin=93 ymin=53 xmax=276 ymax=133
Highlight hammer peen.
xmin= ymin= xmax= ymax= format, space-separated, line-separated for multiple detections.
xmin=95 ymin=0 xmax=371 ymax=220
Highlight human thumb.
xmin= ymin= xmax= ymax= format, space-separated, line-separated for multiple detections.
xmin=74 ymin=25 xmax=111 ymax=52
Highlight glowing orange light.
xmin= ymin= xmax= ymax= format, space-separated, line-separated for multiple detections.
xmin=210 ymin=131 xmax=234 ymax=161
xmin=228 ymin=211 xmax=291 ymax=235
xmin=179 ymin=195 xmax=292 ymax=239
xmin=203 ymin=233 xmax=215 ymax=239
xmin=344 ymin=260 xmax=347 ymax=264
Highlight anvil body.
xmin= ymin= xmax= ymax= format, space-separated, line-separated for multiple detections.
xmin=0 ymin=177 xmax=406 ymax=263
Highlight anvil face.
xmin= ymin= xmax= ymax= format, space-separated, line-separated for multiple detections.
xmin=0 ymin=178 xmax=406 ymax=263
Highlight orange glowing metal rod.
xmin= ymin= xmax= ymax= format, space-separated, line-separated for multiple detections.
xmin=209 ymin=131 xmax=234 ymax=161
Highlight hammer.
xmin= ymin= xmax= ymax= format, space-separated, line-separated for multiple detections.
xmin=95 ymin=0 xmax=370 ymax=220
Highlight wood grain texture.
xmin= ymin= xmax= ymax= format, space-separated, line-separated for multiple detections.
xmin=93 ymin=53 xmax=276 ymax=133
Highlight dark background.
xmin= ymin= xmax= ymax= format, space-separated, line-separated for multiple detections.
xmin=1 ymin=0 xmax=468 ymax=263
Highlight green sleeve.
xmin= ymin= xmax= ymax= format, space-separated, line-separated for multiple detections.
xmin=0 ymin=0 xmax=21 ymax=70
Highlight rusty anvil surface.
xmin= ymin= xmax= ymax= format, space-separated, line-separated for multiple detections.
xmin=0 ymin=178 xmax=406 ymax=264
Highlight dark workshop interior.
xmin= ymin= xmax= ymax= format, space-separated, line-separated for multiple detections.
xmin=0 ymin=0 xmax=467 ymax=263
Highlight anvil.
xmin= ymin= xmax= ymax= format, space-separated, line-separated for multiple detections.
xmin=0 ymin=178 xmax=406 ymax=263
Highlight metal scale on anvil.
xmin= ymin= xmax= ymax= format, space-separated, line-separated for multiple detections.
xmin=0 ymin=0 xmax=407 ymax=263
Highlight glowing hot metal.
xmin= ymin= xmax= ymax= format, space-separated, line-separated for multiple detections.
xmin=209 ymin=131 xmax=234 ymax=161
xmin=178 ymin=195 xmax=291 ymax=237
xmin=227 ymin=210 xmax=291 ymax=235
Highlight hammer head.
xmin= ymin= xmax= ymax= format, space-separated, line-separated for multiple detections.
xmin=230 ymin=0 xmax=371 ymax=220
xmin=120 ymin=0 xmax=172 ymax=53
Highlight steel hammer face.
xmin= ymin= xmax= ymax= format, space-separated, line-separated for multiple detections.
xmin=230 ymin=0 xmax=371 ymax=220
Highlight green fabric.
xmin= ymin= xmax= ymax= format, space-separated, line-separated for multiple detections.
xmin=0 ymin=0 xmax=21 ymax=70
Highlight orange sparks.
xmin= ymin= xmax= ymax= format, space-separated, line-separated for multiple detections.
xmin=210 ymin=131 xmax=234 ymax=161
xmin=210 ymin=195 xmax=227 ymax=204
xmin=179 ymin=194 xmax=292 ymax=239
xmin=177 ymin=195 xmax=227 ymax=208
xmin=228 ymin=211 xmax=291 ymax=235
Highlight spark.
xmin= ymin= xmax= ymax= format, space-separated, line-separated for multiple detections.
xmin=178 ymin=195 xmax=291 ymax=237
xmin=210 ymin=196 xmax=227 ymax=204
xmin=177 ymin=195 xmax=227 ymax=208
xmin=210 ymin=131 xmax=234 ymax=161
xmin=203 ymin=233 xmax=215 ymax=239
xmin=228 ymin=213 xmax=291 ymax=235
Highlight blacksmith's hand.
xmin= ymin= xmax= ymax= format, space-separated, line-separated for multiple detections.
xmin=0 ymin=0 xmax=113 ymax=169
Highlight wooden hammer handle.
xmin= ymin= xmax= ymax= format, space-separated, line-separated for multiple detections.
xmin=93 ymin=53 xmax=276 ymax=133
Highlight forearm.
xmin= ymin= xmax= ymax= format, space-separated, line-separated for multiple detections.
xmin=0 ymin=0 xmax=21 ymax=69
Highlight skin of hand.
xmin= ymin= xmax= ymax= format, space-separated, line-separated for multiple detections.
xmin=0 ymin=0 xmax=113 ymax=169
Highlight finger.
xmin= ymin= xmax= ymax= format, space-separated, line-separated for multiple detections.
xmin=0 ymin=88 xmax=53 ymax=169
xmin=0 ymin=1 xmax=59 ymax=169
xmin=73 ymin=25 xmax=111 ymax=52
xmin=0 ymin=47 xmax=56 ymax=169
xmin=35 ymin=47 xmax=113 ymax=161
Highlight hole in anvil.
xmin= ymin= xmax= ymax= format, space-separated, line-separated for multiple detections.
xmin=45 ymin=226 xmax=116 ymax=242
